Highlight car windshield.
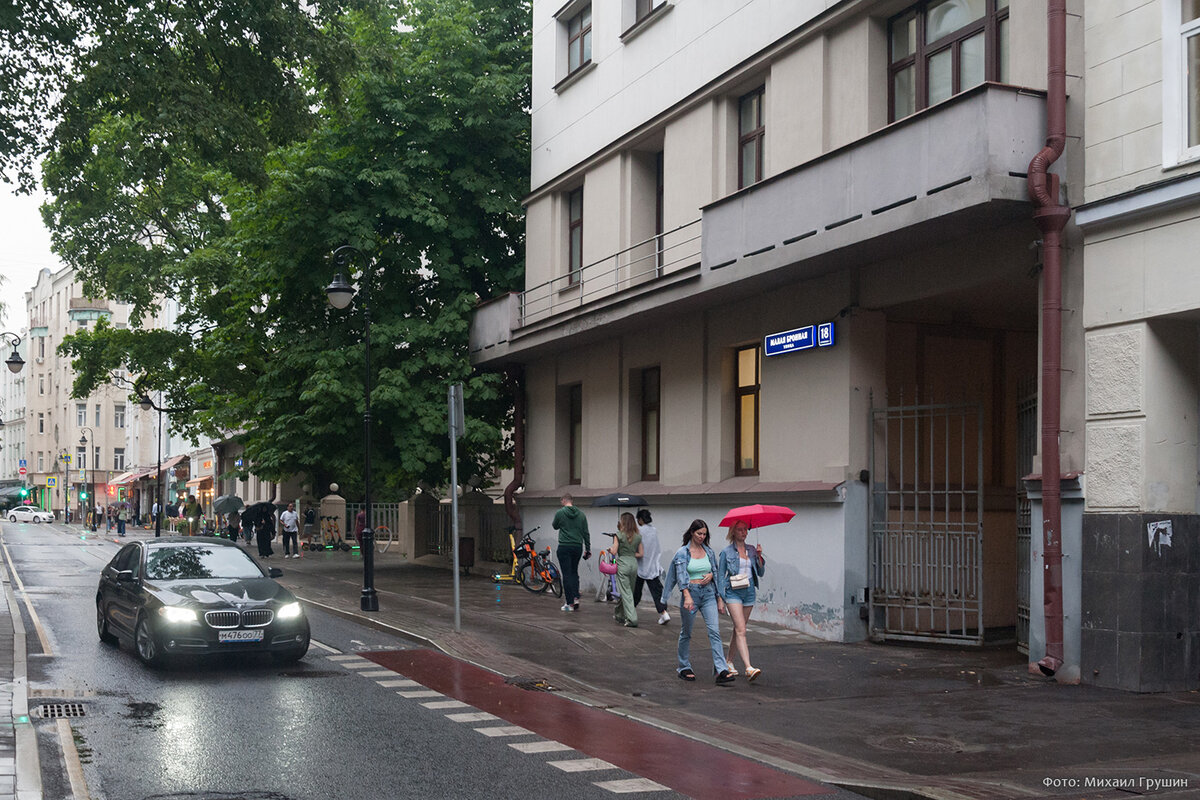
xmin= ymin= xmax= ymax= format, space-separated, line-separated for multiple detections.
xmin=145 ymin=545 xmax=264 ymax=581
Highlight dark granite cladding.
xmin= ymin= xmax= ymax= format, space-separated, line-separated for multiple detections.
xmin=1082 ymin=512 xmax=1200 ymax=692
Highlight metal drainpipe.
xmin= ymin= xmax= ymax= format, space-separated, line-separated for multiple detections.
xmin=1028 ymin=0 xmax=1070 ymax=677
xmin=502 ymin=365 xmax=526 ymax=533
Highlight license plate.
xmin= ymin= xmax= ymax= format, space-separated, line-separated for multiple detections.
xmin=218 ymin=629 xmax=264 ymax=643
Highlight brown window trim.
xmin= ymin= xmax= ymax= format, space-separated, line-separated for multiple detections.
xmin=567 ymin=187 xmax=584 ymax=286
xmin=735 ymin=344 xmax=760 ymax=477
xmin=566 ymin=6 xmax=592 ymax=78
xmin=738 ymin=87 xmax=765 ymax=190
xmin=621 ymin=1 xmax=671 ymax=41
xmin=641 ymin=366 xmax=661 ymax=482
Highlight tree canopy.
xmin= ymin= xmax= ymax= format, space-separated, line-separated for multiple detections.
xmin=18 ymin=0 xmax=530 ymax=498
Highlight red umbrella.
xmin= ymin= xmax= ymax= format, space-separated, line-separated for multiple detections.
xmin=719 ymin=504 xmax=795 ymax=529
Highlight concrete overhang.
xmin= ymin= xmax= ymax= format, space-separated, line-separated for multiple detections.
xmin=471 ymin=84 xmax=1047 ymax=368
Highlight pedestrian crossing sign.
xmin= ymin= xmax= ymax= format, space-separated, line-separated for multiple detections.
xmin=46 ymin=477 xmax=57 ymax=488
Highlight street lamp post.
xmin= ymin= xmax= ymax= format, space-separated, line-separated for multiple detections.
xmin=326 ymin=244 xmax=379 ymax=612
xmin=79 ymin=427 xmax=95 ymax=530
xmin=138 ymin=393 xmax=164 ymax=537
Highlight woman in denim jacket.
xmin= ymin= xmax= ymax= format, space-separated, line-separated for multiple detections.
xmin=662 ymin=519 xmax=734 ymax=684
xmin=717 ymin=520 xmax=766 ymax=682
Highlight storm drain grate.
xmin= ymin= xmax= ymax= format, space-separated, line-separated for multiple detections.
xmin=33 ymin=702 xmax=86 ymax=719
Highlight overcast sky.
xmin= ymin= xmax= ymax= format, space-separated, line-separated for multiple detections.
xmin=0 ymin=186 xmax=62 ymax=330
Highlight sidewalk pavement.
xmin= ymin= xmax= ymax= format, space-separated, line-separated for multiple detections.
xmin=99 ymin=530 xmax=1200 ymax=798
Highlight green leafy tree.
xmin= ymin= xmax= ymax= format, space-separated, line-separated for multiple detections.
xmin=50 ymin=0 xmax=529 ymax=498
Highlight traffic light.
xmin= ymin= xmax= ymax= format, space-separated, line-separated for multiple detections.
xmin=18 ymin=487 xmax=27 ymax=498
xmin=80 ymin=490 xmax=88 ymax=500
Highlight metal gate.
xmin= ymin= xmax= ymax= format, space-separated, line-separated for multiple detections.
xmin=1015 ymin=378 xmax=1037 ymax=654
xmin=869 ymin=399 xmax=984 ymax=645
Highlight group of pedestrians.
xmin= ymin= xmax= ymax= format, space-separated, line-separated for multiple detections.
xmin=551 ymin=493 xmax=767 ymax=685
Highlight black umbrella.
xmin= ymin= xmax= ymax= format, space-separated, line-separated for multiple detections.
xmin=591 ymin=492 xmax=648 ymax=507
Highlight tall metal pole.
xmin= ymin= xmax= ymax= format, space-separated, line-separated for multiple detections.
xmin=361 ymin=272 xmax=377 ymax=612
xmin=449 ymin=384 xmax=462 ymax=632
xmin=155 ymin=403 xmax=163 ymax=537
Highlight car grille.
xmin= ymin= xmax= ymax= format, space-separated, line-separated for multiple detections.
xmin=204 ymin=609 xmax=274 ymax=628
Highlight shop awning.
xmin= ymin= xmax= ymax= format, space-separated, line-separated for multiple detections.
xmin=185 ymin=476 xmax=213 ymax=488
xmin=158 ymin=454 xmax=187 ymax=474
xmin=109 ymin=470 xmax=139 ymax=486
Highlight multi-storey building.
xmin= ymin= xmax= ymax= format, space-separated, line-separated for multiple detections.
xmin=0 ymin=332 xmax=28 ymax=488
xmin=472 ymin=0 xmax=1190 ymax=687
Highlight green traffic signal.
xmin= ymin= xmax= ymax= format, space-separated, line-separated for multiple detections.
xmin=18 ymin=487 xmax=27 ymax=497
xmin=80 ymin=491 xmax=88 ymax=500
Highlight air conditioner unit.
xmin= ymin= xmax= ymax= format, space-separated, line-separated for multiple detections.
xmin=34 ymin=357 xmax=43 ymax=364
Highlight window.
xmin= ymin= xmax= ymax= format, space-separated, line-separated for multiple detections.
xmin=641 ymin=368 xmax=661 ymax=481
xmin=114 ymin=404 xmax=126 ymax=428
xmin=76 ymin=403 xmax=86 ymax=426
xmin=567 ymin=187 xmax=584 ymax=285
xmin=37 ymin=413 xmax=44 ymax=434
xmin=38 ymin=375 xmax=44 ymax=395
xmin=1166 ymin=0 xmax=1200 ymax=165
xmin=76 ymin=447 xmax=86 ymax=469
xmin=636 ymin=0 xmax=665 ymax=23
xmin=888 ymin=0 xmax=1009 ymax=122
xmin=113 ymin=448 xmax=125 ymax=471
xmin=37 ymin=452 xmax=44 ymax=472
xmin=569 ymin=384 xmax=583 ymax=485
xmin=94 ymin=446 xmax=100 ymax=470
xmin=567 ymin=6 xmax=592 ymax=75
xmin=37 ymin=338 xmax=44 ymax=358
xmin=655 ymin=151 xmax=665 ymax=272
xmin=735 ymin=344 xmax=760 ymax=475
xmin=738 ymin=88 xmax=765 ymax=189
xmin=95 ymin=403 xmax=101 ymax=426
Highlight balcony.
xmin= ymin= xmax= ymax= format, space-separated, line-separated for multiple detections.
xmin=470 ymin=83 xmax=1046 ymax=366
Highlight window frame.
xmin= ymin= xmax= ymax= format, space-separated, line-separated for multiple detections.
xmin=114 ymin=403 xmax=126 ymax=429
xmin=734 ymin=344 xmax=761 ymax=477
xmin=113 ymin=447 xmax=126 ymax=471
xmin=568 ymin=384 xmax=583 ymax=485
xmin=566 ymin=5 xmax=592 ymax=77
xmin=887 ymin=0 xmax=1010 ymax=123
xmin=1164 ymin=0 xmax=1200 ymax=166
xmin=635 ymin=0 xmax=665 ymax=23
xmin=640 ymin=367 xmax=661 ymax=482
xmin=737 ymin=87 xmax=765 ymax=190
xmin=76 ymin=403 xmax=86 ymax=426
xmin=567 ymin=187 xmax=584 ymax=286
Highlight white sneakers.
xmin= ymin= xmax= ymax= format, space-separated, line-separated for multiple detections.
xmin=658 ymin=611 xmax=671 ymax=625
xmin=561 ymin=603 xmax=572 ymax=612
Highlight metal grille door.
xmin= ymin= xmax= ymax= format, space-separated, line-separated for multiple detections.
xmin=870 ymin=400 xmax=984 ymax=645
xmin=1015 ymin=378 xmax=1037 ymax=654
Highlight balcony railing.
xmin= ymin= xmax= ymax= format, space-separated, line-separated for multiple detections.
xmin=518 ymin=218 xmax=701 ymax=326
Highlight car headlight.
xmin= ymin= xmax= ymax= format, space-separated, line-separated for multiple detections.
xmin=158 ymin=607 xmax=198 ymax=624
xmin=277 ymin=602 xmax=303 ymax=620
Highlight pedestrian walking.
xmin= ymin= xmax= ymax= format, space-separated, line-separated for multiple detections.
xmin=633 ymin=509 xmax=669 ymax=625
xmin=552 ymin=493 xmax=590 ymax=612
xmin=184 ymin=495 xmax=201 ymax=536
xmin=151 ymin=500 xmax=160 ymax=529
xmin=718 ymin=519 xmax=766 ymax=682
xmin=226 ymin=510 xmax=241 ymax=541
xmin=256 ymin=513 xmax=275 ymax=558
xmin=354 ymin=509 xmax=366 ymax=546
xmin=117 ymin=505 xmax=128 ymax=536
xmin=663 ymin=519 xmax=733 ymax=684
xmin=280 ymin=502 xmax=300 ymax=558
xmin=609 ymin=512 xmax=643 ymax=627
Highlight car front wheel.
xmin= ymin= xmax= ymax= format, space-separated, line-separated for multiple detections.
xmin=6 ymin=515 xmax=14 ymax=523
xmin=134 ymin=616 xmax=162 ymax=666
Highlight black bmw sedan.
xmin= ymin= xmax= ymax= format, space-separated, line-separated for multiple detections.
xmin=96 ymin=536 xmax=310 ymax=666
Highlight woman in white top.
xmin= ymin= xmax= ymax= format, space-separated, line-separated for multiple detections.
xmin=633 ymin=509 xmax=670 ymax=625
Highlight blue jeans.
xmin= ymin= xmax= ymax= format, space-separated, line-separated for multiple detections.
xmin=557 ymin=544 xmax=582 ymax=606
xmin=677 ymin=582 xmax=727 ymax=674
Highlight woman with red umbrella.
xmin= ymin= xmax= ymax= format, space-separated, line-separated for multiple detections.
xmin=717 ymin=519 xmax=766 ymax=682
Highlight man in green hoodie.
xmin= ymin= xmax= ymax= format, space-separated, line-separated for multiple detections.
xmin=552 ymin=493 xmax=591 ymax=612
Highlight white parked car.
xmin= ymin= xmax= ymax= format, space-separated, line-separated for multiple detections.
xmin=7 ymin=506 xmax=54 ymax=523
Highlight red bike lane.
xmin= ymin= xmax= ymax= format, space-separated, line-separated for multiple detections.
xmin=366 ymin=648 xmax=834 ymax=800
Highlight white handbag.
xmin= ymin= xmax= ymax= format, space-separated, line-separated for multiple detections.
xmin=729 ymin=572 xmax=751 ymax=589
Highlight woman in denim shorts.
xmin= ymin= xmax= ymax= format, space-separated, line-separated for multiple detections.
xmin=717 ymin=520 xmax=766 ymax=682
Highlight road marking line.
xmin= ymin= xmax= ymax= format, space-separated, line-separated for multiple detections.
xmin=421 ymin=700 xmax=468 ymax=709
xmin=594 ymin=778 xmax=669 ymax=793
xmin=474 ymin=726 xmax=530 ymax=738
xmin=309 ymin=639 xmax=340 ymax=654
xmin=0 ymin=540 xmax=52 ymax=655
xmin=378 ymin=679 xmax=420 ymax=688
xmin=358 ymin=669 xmax=394 ymax=677
xmin=337 ymin=660 xmax=377 ymax=669
xmin=397 ymin=690 xmax=443 ymax=699
xmin=326 ymin=654 xmax=371 ymax=661
xmin=509 ymin=741 xmax=572 ymax=754
xmin=548 ymin=758 xmax=617 ymax=773
xmin=446 ymin=711 xmax=498 ymax=723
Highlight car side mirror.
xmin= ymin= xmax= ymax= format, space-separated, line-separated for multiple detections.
xmin=268 ymin=567 xmax=283 ymax=578
xmin=116 ymin=570 xmax=136 ymax=582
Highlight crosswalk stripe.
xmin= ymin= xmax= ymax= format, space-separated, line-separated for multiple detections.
xmin=358 ymin=669 xmax=394 ymax=677
xmin=593 ymin=778 xmax=670 ymax=793
xmin=421 ymin=700 xmax=468 ymax=709
xmin=548 ymin=758 xmax=617 ymax=773
xmin=397 ymin=690 xmax=443 ymax=698
xmin=446 ymin=711 xmax=498 ymax=723
xmin=377 ymin=679 xmax=420 ymax=688
xmin=327 ymin=654 xmax=370 ymax=662
xmin=509 ymin=741 xmax=572 ymax=754
xmin=474 ymin=725 xmax=530 ymax=738
xmin=339 ymin=661 xmax=377 ymax=669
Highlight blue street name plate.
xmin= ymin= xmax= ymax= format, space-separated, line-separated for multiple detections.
xmin=764 ymin=322 xmax=835 ymax=356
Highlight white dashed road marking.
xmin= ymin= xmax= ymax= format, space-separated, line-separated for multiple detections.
xmin=377 ymin=679 xmax=421 ymax=688
xmin=397 ymin=690 xmax=443 ymax=699
xmin=509 ymin=741 xmax=573 ymax=754
xmin=594 ymin=778 xmax=670 ymax=793
xmin=446 ymin=711 xmax=499 ymax=723
xmin=548 ymin=758 xmax=617 ymax=773
xmin=474 ymin=725 xmax=530 ymax=737
xmin=421 ymin=700 xmax=469 ymax=709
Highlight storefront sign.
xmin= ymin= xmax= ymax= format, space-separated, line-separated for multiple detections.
xmin=764 ymin=322 xmax=835 ymax=356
